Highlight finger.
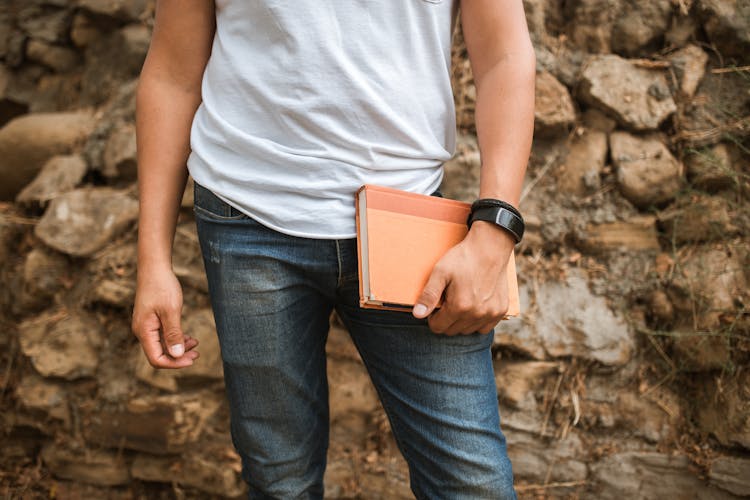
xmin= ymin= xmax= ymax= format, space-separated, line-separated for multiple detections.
xmin=413 ymin=265 xmax=449 ymax=319
xmin=477 ymin=321 xmax=496 ymax=335
xmin=445 ymin=319 xmax=479 ymax=336
xmin=183 ymin=335 xmax=199 ymax=352
xmin=140 ymin=328 xmax=196 ymax=369
xmin=428 ymin=307 xmax=461 ymax=335
xmin=459 ymin=319 xmax=491 ymax=335
xmin=158 ymin=306 xmax=186 ymax=358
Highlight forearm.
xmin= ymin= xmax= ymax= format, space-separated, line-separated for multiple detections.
xmin=466 ymin=49 xmax=535 ymax=255
xmin=135 ymin=77 xmax=201 ymax=274
xmin=134 ymin=0 xmax=215 ymax=276
xmin=473 ymin=51 xmax=536 ymax=207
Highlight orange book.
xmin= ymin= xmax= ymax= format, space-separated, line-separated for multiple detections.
xmin=355 ymin=184 xmax=520 ymax=319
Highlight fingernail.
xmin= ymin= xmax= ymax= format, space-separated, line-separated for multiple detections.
xmin=413 ymin=304 xmax=428 ymax=317
xmin=170 ymin=344 xmax=184 ymax=357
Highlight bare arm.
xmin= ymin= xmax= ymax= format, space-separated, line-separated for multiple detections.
xmin=414 ymin=0 xmax=535 ymax=334
xmin=132 ymin=0 xmax=215 ymax=367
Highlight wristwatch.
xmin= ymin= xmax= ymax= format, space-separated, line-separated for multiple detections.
xmin=467 ymin=205 xmax=525 ymax=244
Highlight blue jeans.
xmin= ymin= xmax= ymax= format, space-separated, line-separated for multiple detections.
xmin=192 ymin=181 xmax=516 ymax=500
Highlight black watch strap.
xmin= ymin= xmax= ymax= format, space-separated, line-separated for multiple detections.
xmin=467 ymin=206 xmax=525 ymax=244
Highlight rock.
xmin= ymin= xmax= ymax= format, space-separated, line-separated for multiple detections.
xmin=133 ymin=345 xmax=178 ymax=392
xmin=181 ymin=176 xmax=195 ymax=208
xmin=610 ymin=132 xmax=682 ymax=208
xmin=18 ymin=309 xmax=102 ymax=380
xmin=685 ymin=143 xmax=743 ymax=191
xmin=667 ymin=242 xmax=748 ymax=332
xmin=177 ymin=310 xmax=223 ymax=379
xmin=657 ymin=194 xmax=739 ymax=244
xmin=0 ymin=66 xmax=29 ymax=127
xmin=27 ymin=72 xmax=85 ymax=114
xmin=15 ymin=372 xmax=70 ymax=426
xmin=34 ymin=187 xmax=139 ymax=257
xmin=676 ymin=68 xmax=750 ymax=148
xmin=591 ymin=451 xmax=740 ymax=499
xmin=97 ymin=340 xmax=138 ymax=404
xmin=666 ymin=14 xmax=700 ymax=47
xmin=671 ymin=330 xmax=732 ymax=371
xmin=15 ymin=154 xmax=87 ymax=204
xmin=698 ymin=0 xmax=750 ymax=62
xmin=83 ymin=391 xmax=223 ymax=454
xmin=91 ymin=279 xmax=135 ymax=308
xmin=440 ymin=133 xmax=480 ymax=202
xmin=18 ymin=246 xmax=70 ymax=310
xmin=494 ymin=360 xmax=560 ymax=410
xmin=611 ymin=0 xmax=674 ymax=56
xmin=25 ymin=39 xmax=79 ymax=72
xmin=582 ymin=108 xmax=617 ymax=133
xmin=534 ymin=44 xmax=587 ymax=88
xmin=612 ymin=391 xmax=680 ymax=443
xmin=85 ymin=241 xmax=136 ymax=307
xmin=328 ymin=356 xmax=379 ymax=419
xmin=131 ymin=447 xmax=247 ymax=498
xmin=648 ymin=289 xmax=674 ymax=323
xmin=564 ymin=0 xmax=625 ymax=53
xmin=580 ymin=55 xmax=677 ymax=131
xmin=173 ymin=222 xmax=209 ymax=292
xmin=667 ymin=44 xmax=709 ymax=98
xmin=0 ymin=9 xmax=9 ymax=60
xmin=41 ymin=442 xmax=131 ymax=487
xmin=576 ymin=215 xmax=660 ymax=253
xmin=0 ymin=110 xmax=94 ymax=200
xmin=102 ymin=122 xmax=136 ymax=181
xmin=534 ymin=71 xmax=576 ymax=137
xmin=356 ymin=470 xmax=413 ymax=499
xmin=0 ymin=204 xmax=23 ymax=266
xmin=516 ymin=212 xmax=543 ymax=250
xmin=522 ymin=0 xmax=549 ymax=43
xmin=495 ymin=270 xmax=634 ymax=366
xmin=558 ymin=128 xmax=607 ymax=195
xmin=710 ymin=456 xmax=750 ymax=497
xmin=81 ymin=24 xmax=150 ymax=104
xmin=78 ymin=0 xmax=149 ymax=22
xmin=506 ymin=429 xmax=588 ymax=484
xmin=696 ymin=372 xmax=750 ymax=450
xmin=70 ymin=12 xmax=104 ymax=48
xmin=4 ymin=29 xmax=25 ymax=68
xmin=17 ymin=6 xmax=71 ymax=44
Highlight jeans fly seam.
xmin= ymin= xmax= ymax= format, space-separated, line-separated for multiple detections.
xmin=334 ymin=239 xmax=343 ymax=288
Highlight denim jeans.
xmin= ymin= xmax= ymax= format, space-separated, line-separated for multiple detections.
xmin=192 ymin=181 xmax=516 ymax=500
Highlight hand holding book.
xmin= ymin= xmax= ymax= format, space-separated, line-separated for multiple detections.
xmin=355 ymin=185 xmax=520 ymax=335
xmin=411 ymin=220 xmax=516 ymax=335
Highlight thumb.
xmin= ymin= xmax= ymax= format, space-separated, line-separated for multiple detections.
xmin=160 ymin=307 xmax=185 ymax=358
xmin=413 ymin=266 xmax=448 ymax=319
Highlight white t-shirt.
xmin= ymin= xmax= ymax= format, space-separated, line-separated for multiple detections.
xmin=188 ymin=0 xmax=459 ymax=238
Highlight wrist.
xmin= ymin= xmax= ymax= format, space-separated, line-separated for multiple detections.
xmin=467 ymin=221 xmax=516 ymax=256
xmin=467 ymin=200 xmax=525 ymax=244
xmin=136 ymin=257 xmax=174 ymax=281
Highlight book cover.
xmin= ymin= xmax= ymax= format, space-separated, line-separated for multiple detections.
xmin=356 ymin=184 xmax=520 ymax=319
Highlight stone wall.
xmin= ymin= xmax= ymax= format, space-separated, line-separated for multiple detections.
xmin=0 ymin=0 xmax=748 ymax=498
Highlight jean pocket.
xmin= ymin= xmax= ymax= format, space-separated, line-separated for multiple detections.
xmin=193 ymin=181 xmax=250 ymax=221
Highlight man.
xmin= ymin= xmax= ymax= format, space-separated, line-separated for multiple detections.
xmin=132 ymin=0 xmax=535 ymax=498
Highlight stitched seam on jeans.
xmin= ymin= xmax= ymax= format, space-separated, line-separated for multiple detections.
xmin=334 ymin=240 xmax=343 ymax=288
xmin=335 ymin=310 xmax=424 ymax=495
xmin=193 ymin=204 xmax=250 ymax=221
